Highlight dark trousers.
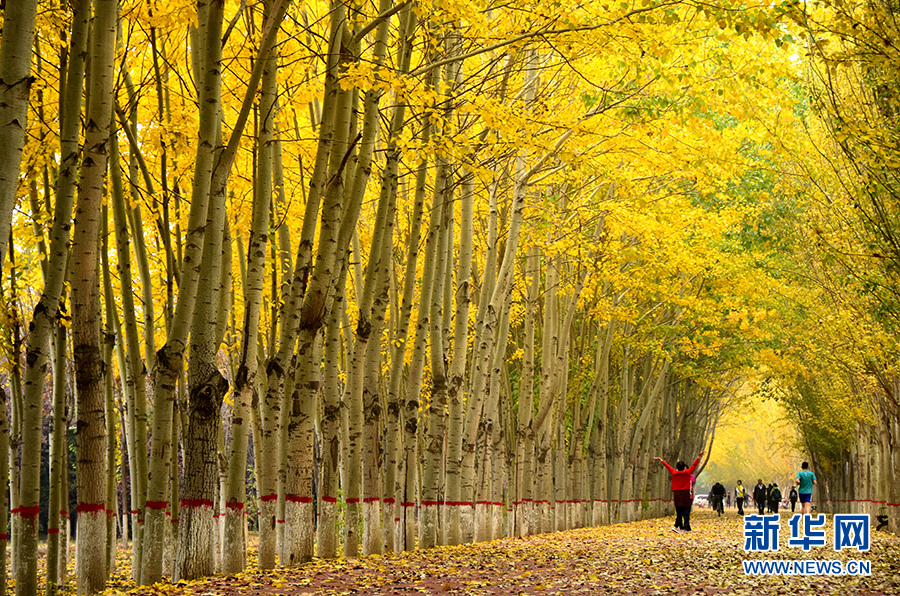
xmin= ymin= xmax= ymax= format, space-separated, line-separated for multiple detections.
xmin=675 ymin=505 xmax=692 ymax=531
xmin=757 ymin=500 xmax=765 ymax=514
xmin=790 ymin=499 xmax=797 ymax=512
xmin=736 ymin=497 xmax=744 ymax=515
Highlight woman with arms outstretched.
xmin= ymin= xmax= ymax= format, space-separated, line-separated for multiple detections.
xmin=654 ymin=451 xmax=705 ymax=532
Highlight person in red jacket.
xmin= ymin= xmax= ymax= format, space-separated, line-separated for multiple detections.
xmin=654 ymin=451 xmax=705 ymax=532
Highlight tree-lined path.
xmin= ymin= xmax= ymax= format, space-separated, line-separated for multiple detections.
xmin=94 ymin=511 xmax=900 ymax=596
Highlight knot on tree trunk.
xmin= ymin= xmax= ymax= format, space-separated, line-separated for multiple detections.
xmin=266 ymin=358 xmax=283 ymax=378
xmin=190 ymin=371 xmax=229 ymax=419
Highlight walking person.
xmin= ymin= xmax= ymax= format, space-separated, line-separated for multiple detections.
xmin=766 ymin=483 xmax=775 ymax=512
xmin=789 ymin=485 xmax=798 ymax=512
xmin=753 ymin=479 xmax=767 ymax=515
xmin=770 ymin=483 xmax=782 ymax=514
xmin=710 ymin=481 xmax=726 ymax=516
xmin=735 ymin=480 xmax=746 ymax=515
xmin=795 ymin=461 xmax=817 ymax=515
xmin=654 ymin=451 xmax=705 ymax=533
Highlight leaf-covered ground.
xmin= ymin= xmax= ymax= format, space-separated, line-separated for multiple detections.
xmin=19 ymin=509 xmax=900 ymax=595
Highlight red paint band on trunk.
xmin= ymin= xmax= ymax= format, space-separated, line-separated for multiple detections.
xmin=383 ymin=498 xmax=396 ymax=504
xmin=322 ymin=496 xmax=338 ymax=503
xmin=18 ymin=506 xmax=40 ymax=518
xmin=401 ymin=502 xmax=416 ymax=507
xmin=130 ymin=510 xmax=139 ymax=515
xmin=10 ymin=508 xmax=18 ymax=514
xmin=421 ymin=500 xmax=441 ymax=506
xmin=171 ymin=518 xmax=179 ymax=523
xmin=0 ymin=534 xmax=6 ymax=540
xmin=277 ymin=520 xmax=285 ymax=524
xmin=260 ymin=494 xmax=278 ymax=503
xmin=225 ymin=501 xmax=245 ymax=510
xmin=345 ymin=498 xmax=360 ymax=504
xmin=180 ymin=499 xmax=214 ymax=508
xmin=285 ymin=495 xmax=313 ymax=503
xmin=446 ymin=501 xmax=474 ymax=507
xmin=394 ymin=518 xmax=400 ymax=522
xmin=60 ymin=510 xmax=68 ymax=516
xmin=145 ymin=500 xmax=168 ymax=510
xmin=363 ymin=497 xmax=380 ymax=504
xmin=48 ymin=528 xmax=60 ymax=534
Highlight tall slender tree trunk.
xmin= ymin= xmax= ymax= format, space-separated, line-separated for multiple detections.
xmin=389 ymin=84 xmax=432 ymax=551
xmin=0 ymin=385 xmax=8 ymax=596
xmin=514 ymin=246 xmax=539 ymax=537
xmin=318 ymin=266 xmax=349 ymax=558
xmin=16 ymin=0 xmax=89 ymax=592
xmin=109 ymin=94 xmax=157 ymax=585
xmin=175 ymin=156 xmax=230 ymax=582
xmin=444 ymin=172 xmax=474 ymax=546
xmin=0 ymin=0 xmax=39 ymax=266
xmin=47 ymin=317 xmax=68 ymax=595
xmin=416 ymin=126 xmax=451 ymax=550
xmin=224 ymin=0 xmax=279 ymax=570
xmin=260 ymin=0 xmax=342 ymax=566
xmin=71 ymin=0 xmax=119 ymax=590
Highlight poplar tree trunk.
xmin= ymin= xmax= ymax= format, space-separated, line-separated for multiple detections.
xmin=444 ymin=173 xmax=474 ymax=546
xmin=259 ymin=0 xmax=343 ymax=566
xmin=224 ymin=0 xmax=279 ymax=571
xmin=109 ymin=119 xmax=153 ymax=581
xmin=389 ymin=88 xmax=432 ymax=551
xmin=71 ymin=0 xmax=119 ymax=590
xmin=514 ymin=246 xmax=539 ymax=537
xmin=175 ymin=159 xmax=229 ymax=582
xmin=0 ymin=0 xmax=39 ymax=266
xmin=318 ymin=269 xmax=349 ymax=558
xmin=379 ymin=7 xmax=416 ymax=553
xmin=0 ymin=386 xmax=9 ymax=596
xmin=141 ymin=0 xmax=219 ymax=578
xmin=47 ymin=321 xmax=68 ymax=595
xmin=414 ymin=131 xmax=450 ymax=550
xmin=16 ymin=0 xmax=90 ymax=591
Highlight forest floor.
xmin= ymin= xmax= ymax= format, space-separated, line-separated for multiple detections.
xmin=16 ymin=508 xmax=900 ymax=596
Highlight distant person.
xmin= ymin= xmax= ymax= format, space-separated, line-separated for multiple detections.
xmin=710 ymin=482 xmax=726 ymax=516
xmin=735 ymin=480 xmax=746 ymax=515
xmin=795 ymin=461 xmax=817 ymax=515
xmin=769 ymin=483 xmax=782 ymax=513
xmin=753 ymin=479 xmax=767 ymax=515
xmin=789 ymin=485 xmax=799 ymax=512
xmin=654 ymin=451 xmax=705 ymax=533
xmin=766 ymin=483 xmax=775 ymax=513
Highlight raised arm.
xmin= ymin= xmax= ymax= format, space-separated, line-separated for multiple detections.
xmin=685 ymin=451 xmax=705 ymax=474
xmin=653 ymin=456 xmax=675 ymax=474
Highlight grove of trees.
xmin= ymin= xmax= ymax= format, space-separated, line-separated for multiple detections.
xmin=0 ymin=0 xmax=897 ymax=593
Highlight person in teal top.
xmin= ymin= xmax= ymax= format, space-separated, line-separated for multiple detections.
xmin=795 ymin=461 xmax=817 ymax=515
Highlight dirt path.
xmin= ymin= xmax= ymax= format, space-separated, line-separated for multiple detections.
xmin=104 ymin=510 xmax=900 ymax=596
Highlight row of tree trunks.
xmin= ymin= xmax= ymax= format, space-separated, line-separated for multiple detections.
xmin=0 ymin=4 xmax=752 ymax=595
xmin=813 ymin=388 xmax=900 ymax=535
